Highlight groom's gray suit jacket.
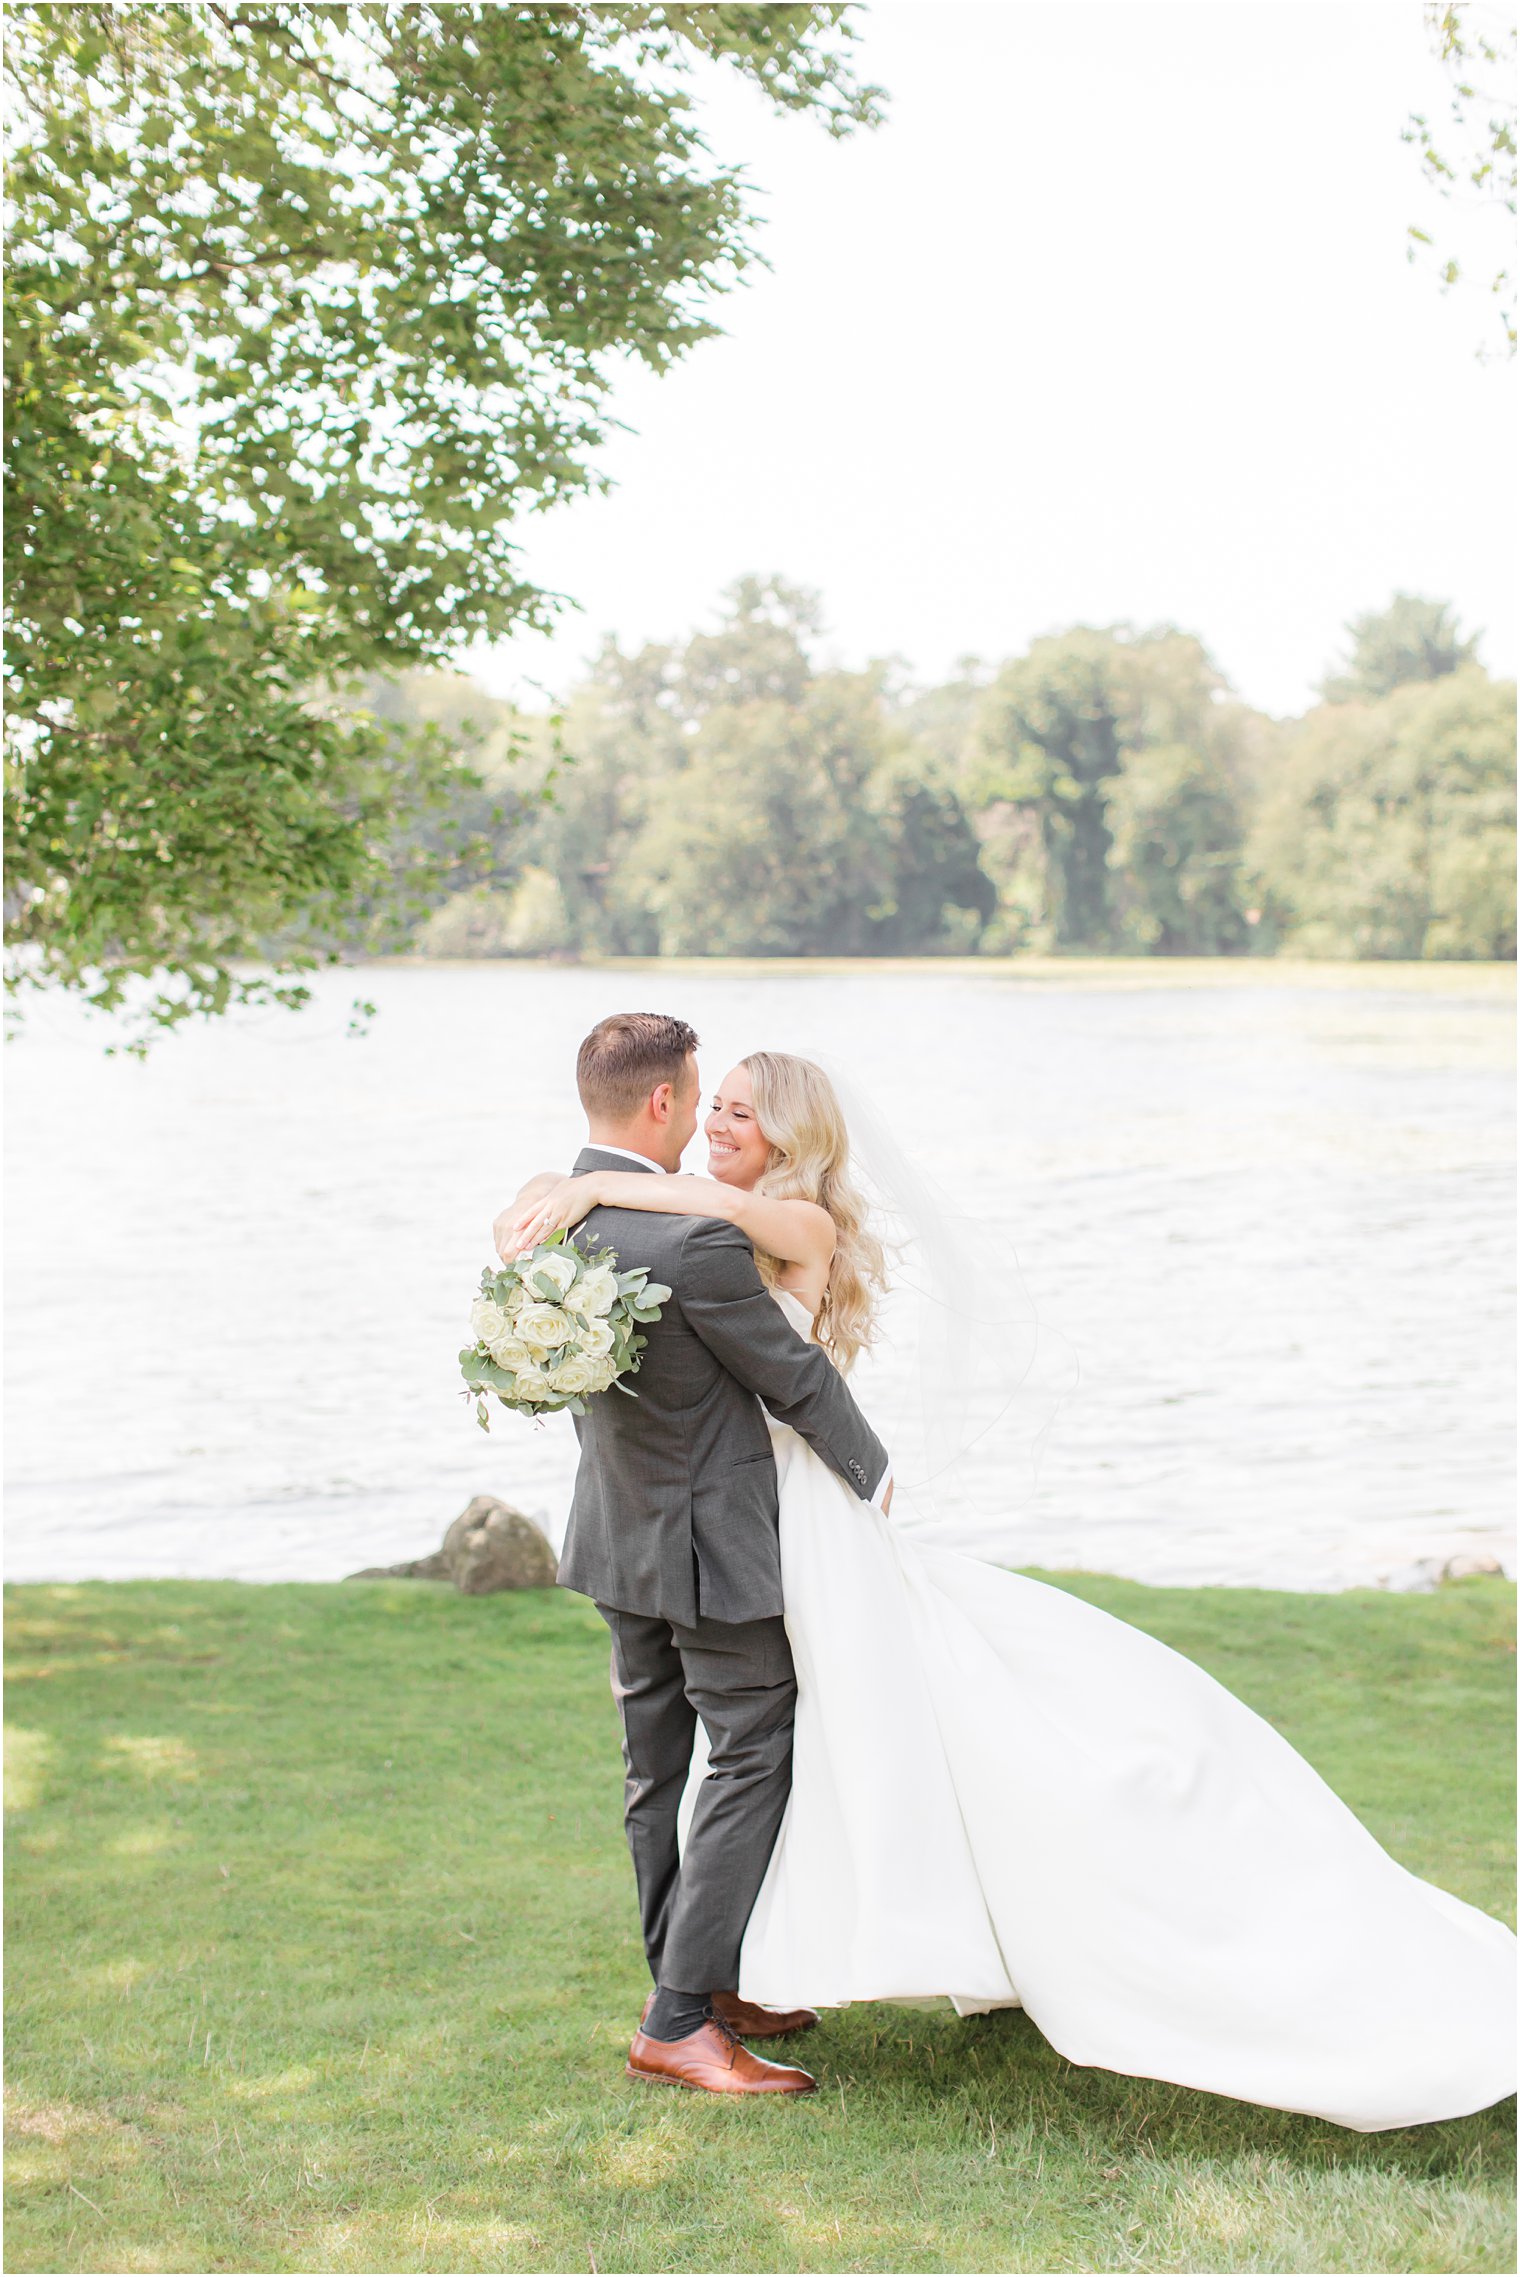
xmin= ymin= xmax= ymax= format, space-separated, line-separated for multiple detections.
xmin=557 ymin=1148 xmax=888 ymax=1628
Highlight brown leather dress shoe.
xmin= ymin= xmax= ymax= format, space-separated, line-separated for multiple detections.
xmin=626 ymin=2017 xmax=817 ymax=2095
xmin=638 ymin=1990 xmax=820 ymax=2040
xmin=710 ymin=1989 xmax=820 ymax=2039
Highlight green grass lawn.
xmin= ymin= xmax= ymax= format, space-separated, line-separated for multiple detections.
xmin=5 ymin=1573 xmax=1514 ymax=2275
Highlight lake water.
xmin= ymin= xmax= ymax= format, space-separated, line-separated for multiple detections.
xmin=5 ymin=959 xmax=1513 ymax=1592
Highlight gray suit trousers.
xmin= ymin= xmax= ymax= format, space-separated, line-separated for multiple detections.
xmin=597 ymin=1601 xmax=796 ymax=1995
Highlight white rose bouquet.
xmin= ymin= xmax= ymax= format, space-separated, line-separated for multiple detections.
xmin=459 ymin=1232 xmax=670 ymax=1429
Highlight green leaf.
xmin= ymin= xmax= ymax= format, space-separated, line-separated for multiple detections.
xmin=3 ymin=2 xmax=881 ymax=1049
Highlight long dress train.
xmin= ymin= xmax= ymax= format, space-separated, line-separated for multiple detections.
xmin=681 ymin=1291 xmax=1515 ymax=2133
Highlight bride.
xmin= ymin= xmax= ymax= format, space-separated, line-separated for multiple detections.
xmin=495 ymin=1051 xmax=1515 ymax=2133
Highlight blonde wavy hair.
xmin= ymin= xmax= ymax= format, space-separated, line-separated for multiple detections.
xmin=742 ymin=1052 xmax=887 ymax=1374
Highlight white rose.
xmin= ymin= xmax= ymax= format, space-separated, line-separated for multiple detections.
xmin=488 ymin=1335 xmax=532 ymax=1370
xmin=572 ymin=1266 xmax=618 ymax=1318
xmin=516 ymin=1302 xmax=574 ymax=1352
xmin=470 ymin=1297 xmax=509 ymax=1344
xmin=499 ymin=1279 xmax=527 ymax=1317
xmin=577 ymin=1318 xmax=614 ymax=1359
xmin=586 ymin=1356 xmax=620 ymax=1393
xmin=548 ymin=1354 xmax=596 ymax=1396
xmin=529 ymin=1250 xmax=579 ymax=1299
xmin=512 ymin=1365 xmax=551 ymax=1403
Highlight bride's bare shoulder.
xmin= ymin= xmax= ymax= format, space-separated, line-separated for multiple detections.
xmin=726 ymin=1188 xmax=837 ymax=1264
xmin=786 ymin=1197 xmax=839 ymax=1251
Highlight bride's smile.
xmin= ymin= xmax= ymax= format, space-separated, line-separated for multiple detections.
xmin=705 ymin=1068 xmax=770 ymax=1187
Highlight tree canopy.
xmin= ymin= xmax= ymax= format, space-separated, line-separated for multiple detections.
xmin=402 ymin=583 xmax=1511 ymax=968
xmin=424 ymin=578 xmax=993 ymax=960
xmin=3 ymin=2 xmax=878 ymax=1041
xmin=1320 ymin=594 xmax=1480 ymax=704
xmin=966 ymin=627 xmax=1264 ymax=954
xmin=1249 ymin=667 xmax=1515 ymax=961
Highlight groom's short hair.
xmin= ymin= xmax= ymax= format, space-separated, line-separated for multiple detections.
xmin=577 ymin=1013 xmax=700 ymax=1119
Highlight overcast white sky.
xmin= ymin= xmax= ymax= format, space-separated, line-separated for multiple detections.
xmin=467 ymin=0 xmax=1516 ymax=720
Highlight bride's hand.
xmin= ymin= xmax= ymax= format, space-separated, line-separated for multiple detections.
xmin=493 ymin=1175 xmax=602 ymax=1261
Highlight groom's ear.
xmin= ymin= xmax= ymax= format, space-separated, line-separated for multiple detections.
xmin=651 ymin=1054 xmax=699 ymax=1124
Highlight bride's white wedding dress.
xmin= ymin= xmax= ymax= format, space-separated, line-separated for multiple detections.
xmin=681 ymin=1290 xmax=1516 ymax=2132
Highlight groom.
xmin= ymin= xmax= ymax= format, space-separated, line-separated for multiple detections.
xmin=511 ymin=1012 xmax=890 ymax=2096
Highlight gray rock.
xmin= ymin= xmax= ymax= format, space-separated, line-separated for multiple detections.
xmin=346 ymin=1495 xmax=557 ymax=1594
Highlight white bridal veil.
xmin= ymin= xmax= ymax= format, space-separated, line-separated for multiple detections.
xmin=816 ymin=1057 xmax=1079 ymax=1563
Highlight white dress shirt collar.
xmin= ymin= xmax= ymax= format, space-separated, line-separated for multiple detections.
xmin=586 ymin=1143 xmax=668 ymax=1175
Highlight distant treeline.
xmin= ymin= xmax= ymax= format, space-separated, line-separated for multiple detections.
xmin=371 ymin=583 xmax=1516 ymax=963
